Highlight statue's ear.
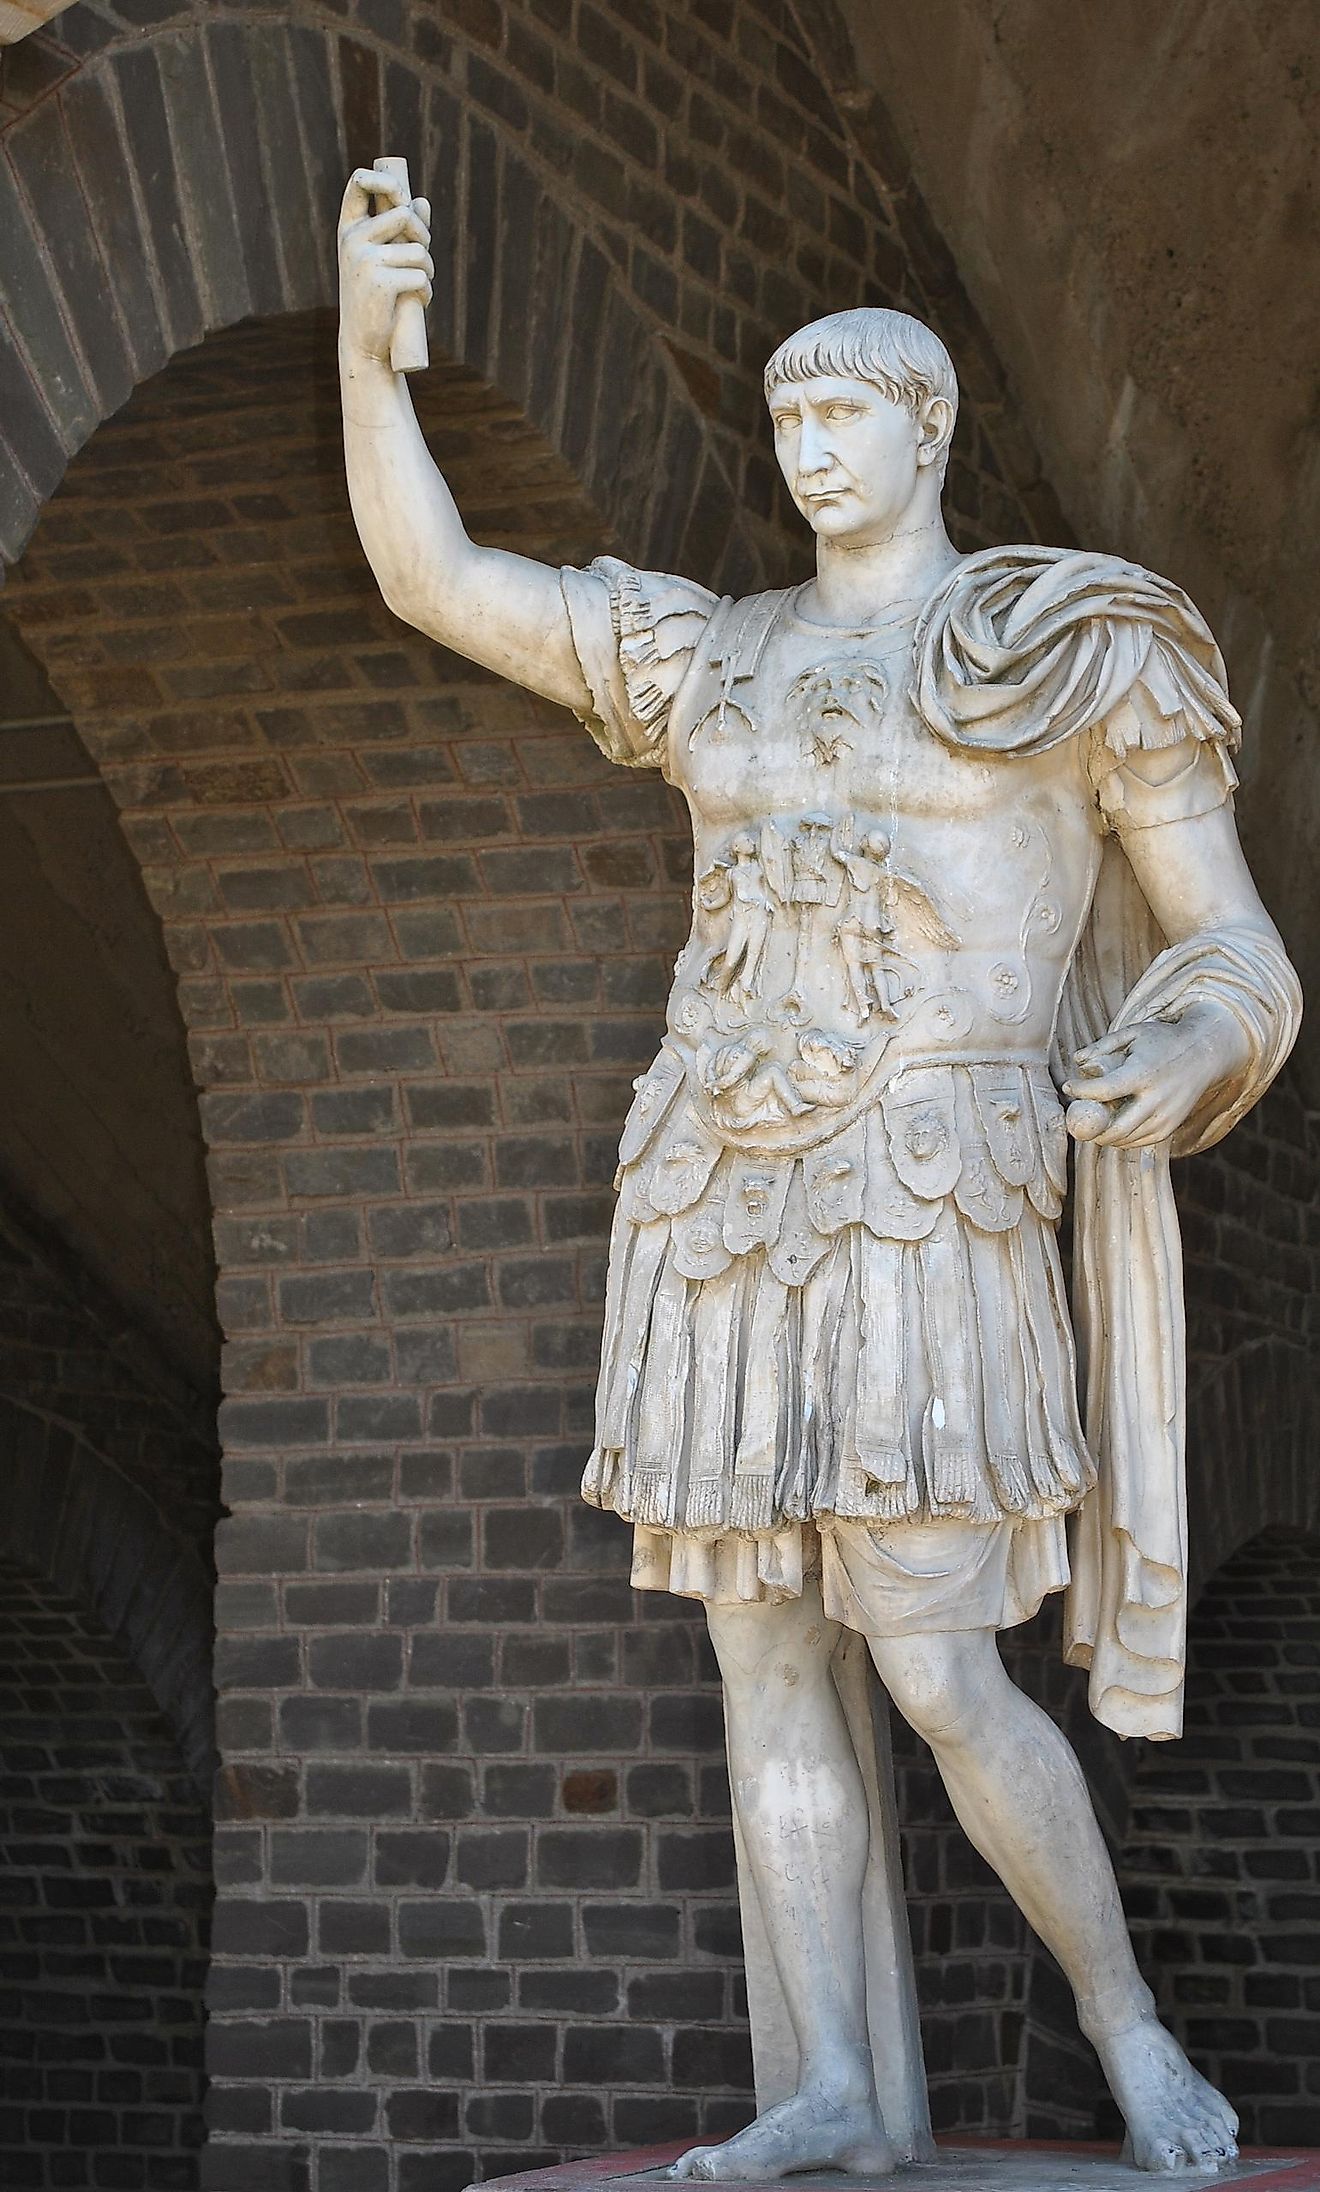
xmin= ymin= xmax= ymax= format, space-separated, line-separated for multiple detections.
xmin=916 ymin=394 xmax=955 ymax=468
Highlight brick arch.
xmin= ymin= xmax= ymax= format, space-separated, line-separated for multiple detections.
xmin=0 ymin=7 xmax=778 ymax=592
xmin=0 ymin=1553 xmax=210 ymax=2185
xmin=1186 ymin=1345 xmax=1320 ymax=1596
xmin=0 ymin=1391 xmax=215 ymax=1788
xmin=0 ymin=0 xmax=1062 ymax=600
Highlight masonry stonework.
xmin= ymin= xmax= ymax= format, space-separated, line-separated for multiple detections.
xmin=1119 ymin=1530 xmax=1320 ymax=2152
xmin=0 ymin=1559 xmax=211 ymax=2190
xmin=0 ymin=5 xmax=1318 ymax=2189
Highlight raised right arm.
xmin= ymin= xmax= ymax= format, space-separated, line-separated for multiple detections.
xmin=337 ymin=168 xmax=591 ymax=712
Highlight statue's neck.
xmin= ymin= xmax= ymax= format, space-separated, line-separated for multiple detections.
xmin=803 ymin=514 xmax=960 ymax=629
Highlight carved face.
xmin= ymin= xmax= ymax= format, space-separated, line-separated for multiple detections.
xmin=767 ymin=371 xmax=943 ymax=545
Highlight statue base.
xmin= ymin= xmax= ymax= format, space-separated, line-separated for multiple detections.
xmin=473 ymin=2141 xmax=1320 ymax=2192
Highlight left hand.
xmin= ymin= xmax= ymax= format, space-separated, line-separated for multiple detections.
xmin=1063 ymin=999 xmax=1251 ymax=1148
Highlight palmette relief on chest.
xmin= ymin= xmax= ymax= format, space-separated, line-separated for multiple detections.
xmin=657 ymin=595 xmax=1103 ymax=1154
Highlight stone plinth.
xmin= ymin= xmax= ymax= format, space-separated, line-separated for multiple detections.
xmin=474 ymin=2142 xmax=1320 ymax=2192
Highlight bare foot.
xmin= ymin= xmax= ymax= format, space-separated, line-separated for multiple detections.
xmin=1092 ymin=2013 xmax=1238 ymax=2173
xmin=665 ymin=2081 xmax=894 ymax=2182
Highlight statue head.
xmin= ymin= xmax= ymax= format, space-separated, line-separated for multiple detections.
xmin=763 ymin=307 xmax=958 ymax=545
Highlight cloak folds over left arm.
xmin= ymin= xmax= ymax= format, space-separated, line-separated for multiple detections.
xmin=914 ymin=545 xmax=1302 ymax=1740
xmin=1058 ymin=877 xmax=1299 ymax=1742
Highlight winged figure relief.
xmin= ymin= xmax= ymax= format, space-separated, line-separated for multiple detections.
xmin=829 ymin=819 xmax=961 ymax=1024
xmin=696 ymin=827 xmax=783 ymax=1011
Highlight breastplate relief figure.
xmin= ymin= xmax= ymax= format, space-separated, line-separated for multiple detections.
xmin=338 ymin=167 xmax=1301 ymax=2179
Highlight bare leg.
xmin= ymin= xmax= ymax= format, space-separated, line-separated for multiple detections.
xmin=667 ymin=1581 xmax=893 ymax=2182
xmin=871 ymin=1627 xmax=1238 ymax=2174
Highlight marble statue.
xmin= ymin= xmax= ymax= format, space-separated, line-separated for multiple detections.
xmin=338 ymin=167 xmax=1302 ymax=2178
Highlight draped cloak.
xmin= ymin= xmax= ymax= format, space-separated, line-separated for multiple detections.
xmin=911 ymin=546 xmax=1300 ymax=1740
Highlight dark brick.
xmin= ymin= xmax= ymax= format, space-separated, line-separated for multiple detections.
xmin=207 ymin=2020 xmax=312 ymax=2082
xmin=673 ymin=2024 xmax=754 ymax=2088
xmin=269 ymin=1831 xmax=369 ymax=1888
xmin=562 ymin=2025 xmax=664 ymax=2085
xmin=279 ymin=1695 xmax=364 ymax=1752
xmin=308 ymin=1634 xmax=403 ymax=1691
xmin=496 ymin=1902 xmax=575 ymax=1961
xmin=366 ymin=2020 xmax=419 ymax=2078
xmin=314 ymin=1512 xmax=413 ymax=1572
xmin=419 ymin=1765 xmax=477 ymax=1820
xmin=626 ymin=1764 xmax=695 ymax=1818
xmin=384 ymin=1264 xmax=492 ymax=1318
xmin=376 ymin=969 xmax=464 ymax=1014
xmin=306 ymin=1764 xmax=413 ymax=1818
xmin=211 ymin=1902 xmax=309 ymax=1960
xmin=311 ymin=1086 xmax=398 ymax=1137
xmin=533 ymin=1697 xmax=642 ymax=1753
xmin=339 ymin=1394 xmax=424 ymax=1442
xmin=386 ymin=2089 xmax=461 ymax=2142
xmin=221 ymin=1400 xmax=329 ymax=1454
xmin=464 ymin=1695 xmax=529 ymax=1753
xmin=368 ymin=1203 xmax=454 ymax=1258
xmin=583 ymin=1903 xmax=681 ymax=1959
xmin=317 ymin=1902 xmax=392 ymax=1958
xmin=366 ymin=1699 xmax=460 ymax=1754
xmin=483 ymin=1764 xmax=559 ymax=1819
xmin=629 ymin=1971 xmax=726 ymax=2022
xmin=285 ymin=1147 xmax=402 ymax=1199
xmin=375 ymin=1832 xmax=452 ymax=1888
xmin=538 ymin=1829 xmax=643 ymax=1890
xmin=504 ymin=1636 xmax=571 ymax=1687
xmin=485 ymin=1507 xmax=565 ymax=1571
xmin=278 ymin=1268 xmax=377 ymax=1324
xmin=456 ymin=1828 xmax=529 ymax=1890
xmin=398 ymin=1901 xmax=485 ymax=1960
xmin=404 ymin=1082 xmax=495 ymax=1129
xmin=410 ymin=1632 xmax=494 ymax=1687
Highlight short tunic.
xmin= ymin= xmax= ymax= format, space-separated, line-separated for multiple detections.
xmin=560 ymin=550 xmax=1239 ymax=1632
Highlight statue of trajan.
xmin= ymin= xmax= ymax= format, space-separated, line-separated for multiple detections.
xmin=339 ymin=167 xmax=1300 ymax=2179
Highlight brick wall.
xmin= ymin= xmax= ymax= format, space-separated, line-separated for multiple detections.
xmin=0 ymin=3 xmax=1317 ymax=2184
xmin=0 ymin=640 xmax=215 ymax=1393
xmin=1117 ymin=1529 xmax=1320 ymax=2150
xmin=0 ymin=1188 xmax=218 ymax=1788
xmin=0 ymin=1557 xmax=211 ymax=2189
xmin=0 ymin=1189 xmax=214 ymax=1554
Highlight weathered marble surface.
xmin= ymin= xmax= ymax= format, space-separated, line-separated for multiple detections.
xmin=340 ymin=165 xmax=1300 ymax=2179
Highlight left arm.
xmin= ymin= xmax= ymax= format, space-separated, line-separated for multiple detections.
xmin=1065 ymin=773 xmax=1293 ymax=1148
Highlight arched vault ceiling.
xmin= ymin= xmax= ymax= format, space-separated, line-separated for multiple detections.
xmin=816 ymin=0 xmax=1320 ymax=1086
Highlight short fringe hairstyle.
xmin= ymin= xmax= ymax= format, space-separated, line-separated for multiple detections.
xmin=763 ymin=307 xmax=959 ymax=429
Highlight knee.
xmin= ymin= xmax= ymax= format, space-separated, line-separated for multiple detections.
xmin=870 ymin=1633 xmax=1000 ymax=1750
xmin=706 ymin=1598 xmax=837 ymax=1697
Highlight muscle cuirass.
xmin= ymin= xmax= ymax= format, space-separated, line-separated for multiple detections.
xmin=615 ymin=586 xmax=1106 ymax=1271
